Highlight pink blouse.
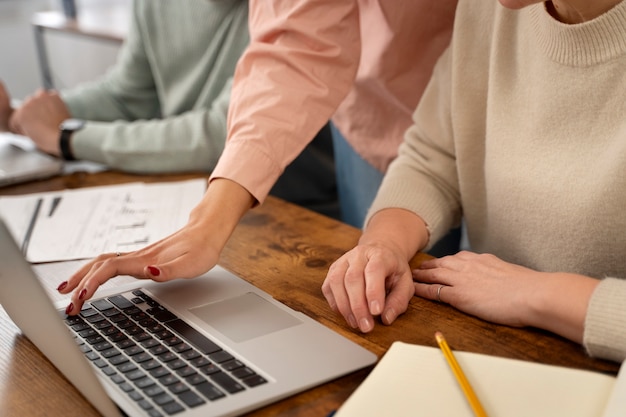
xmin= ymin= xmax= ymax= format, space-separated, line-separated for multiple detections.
xmin=211 ymin=0 xmax=457 ymax=203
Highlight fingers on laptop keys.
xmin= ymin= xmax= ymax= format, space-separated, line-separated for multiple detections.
xmin=60 ymin=251 xmax=147 ymax=315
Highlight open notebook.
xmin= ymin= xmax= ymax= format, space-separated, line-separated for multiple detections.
xmin=335 ymin=341 xmax=623 ymax=417
xmin=0 ymin=218 xmax=377 ymax=417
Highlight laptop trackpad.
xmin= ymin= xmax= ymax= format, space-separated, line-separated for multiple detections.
xmin=188 ymin=292 xmax=302 ymax=343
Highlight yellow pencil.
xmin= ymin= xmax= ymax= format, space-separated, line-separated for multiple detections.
xmin=435 ymin=331 xmax=489 ymax=417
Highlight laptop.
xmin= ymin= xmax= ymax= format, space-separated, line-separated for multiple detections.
xmin=0 ymin=133 xmax=64 ymax=187
xmin=0 ymin=218 xmax=377 ymax=417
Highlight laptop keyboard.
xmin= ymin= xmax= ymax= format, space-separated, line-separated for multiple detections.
xmin=62 ymin=289 xmax=268 ymax=416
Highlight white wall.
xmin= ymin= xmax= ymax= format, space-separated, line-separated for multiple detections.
xmin=0 ymin=0 xmax=129 ymax=100
xmin=0 ymin=0 xmax=51 ymax=99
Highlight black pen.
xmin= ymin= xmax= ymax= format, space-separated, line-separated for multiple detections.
xmin=48 ymin=196 xmax=62 ymax=217
xmin=21 ymin=197 xmax=43 ymax=256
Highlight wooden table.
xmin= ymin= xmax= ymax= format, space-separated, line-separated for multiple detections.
xmin=0 ymin=171 xmax=620 ymax=416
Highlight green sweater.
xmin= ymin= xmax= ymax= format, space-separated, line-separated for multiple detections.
xmin=62 ymin=0 xmax=249 ymax=173
xmin=369 ymin=0 xmax=626 ymax=362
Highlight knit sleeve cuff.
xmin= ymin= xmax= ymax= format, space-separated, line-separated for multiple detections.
xmin=583 ymin=277 xmax=626 ymax=362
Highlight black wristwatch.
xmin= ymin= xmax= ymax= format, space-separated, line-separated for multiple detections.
xmin=59 ymin=118 xmax=85 ymax=161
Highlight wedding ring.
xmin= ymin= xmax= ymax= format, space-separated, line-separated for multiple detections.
xmin=436 ymin=285 xmax=445 ymax=303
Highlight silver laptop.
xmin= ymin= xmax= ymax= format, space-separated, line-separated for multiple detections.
xmin=0 ymin=133 xmax=63 ymax=187
xmin=0 ymin=218 xmax=377 ymax=417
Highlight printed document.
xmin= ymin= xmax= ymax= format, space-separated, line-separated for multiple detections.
xmin=0 ymin=179 xmax=206 ymax=263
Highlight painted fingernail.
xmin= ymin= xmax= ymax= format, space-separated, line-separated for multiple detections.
xmin=65 ymin=303 xmax=74 ymax=315
xmin=147 ymin=265 xmax=161 ymax=276
xmin=57 ymin=281 xmax=68 ymax=291
xmin=78 ymin=288 xmax=87 ymax=300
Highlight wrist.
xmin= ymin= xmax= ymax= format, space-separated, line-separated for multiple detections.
xmin=360 ymin=208 xmax=429 ymax=261
xmin=525 ymin=272 xmax=598 ymax=343
xmin=188 ymin=178 xmax=254 ymax=248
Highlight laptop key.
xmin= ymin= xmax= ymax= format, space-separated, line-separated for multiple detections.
xmin=165 ymin=319 xmax=221 ymax=355
xmin=150 ymin=307 xmax=177 ymax=323
xmin=222 ymin=359 xmax=244 ymax=371
xmin=153 ymin=393 xmax=176 ymax=406
xmin=185 ymin=373 xmax=207 ymax=386
xmin=177 ymin=390 xmax=205 ymax=408
xmin=91 ymin=298 xmax=115 ymax=311
xmin=210 ymin=371 xmax=245 ymax=394
xmin=108 ymin=294 xmax=135 ymax=310
xmin=242 ymin=374 xmax=268 ymax=388
xmin=150 ymin=366 xmax=170 ymax=379
xmin=161 ymin=401 xmax=185 ymax=415
xmin=195 ymin=381 xmax=226 ymax=401
xmin=231 ymin=367 xmax=255 ymax=379
xmin=209 ymin=350 xmax=233 ymax=364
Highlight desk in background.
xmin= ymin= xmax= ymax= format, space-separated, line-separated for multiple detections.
xmin=32 ymin=0 xmax=130 ymax=89
xmin=0 ymin=171 xmax=620 ymax=416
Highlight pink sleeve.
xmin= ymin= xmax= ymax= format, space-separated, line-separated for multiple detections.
xmin=210 ymin=0 xmax=361 ymax=203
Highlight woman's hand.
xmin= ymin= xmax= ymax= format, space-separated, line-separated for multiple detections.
xmin=322 ymin=241 xmax=415 ymax=333
xmin=58 ymin=221 xmax=220 ymax=315
xmin=413 ymin=251 xmax=599 ymax=342
xmin=322 ymin=208 xmax=429 ymax=333
xmin=59 ymin=178 xmax=255 ymax=315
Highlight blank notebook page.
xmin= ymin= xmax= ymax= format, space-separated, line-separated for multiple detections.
xmin=335 ymin=341 xmax=616 ymax=417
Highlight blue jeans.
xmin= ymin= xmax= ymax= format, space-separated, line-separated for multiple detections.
xmin=330 ymin=123 xmax=383 ymax=229
xmin=331 ymin=122 xmax=461 ymax=256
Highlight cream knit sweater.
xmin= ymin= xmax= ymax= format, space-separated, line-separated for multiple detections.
xmin=369 ymin=0 xmax=626 ymax=362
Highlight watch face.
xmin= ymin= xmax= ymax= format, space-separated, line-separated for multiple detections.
xmin=61 ymin=118 xmax=85 ymax=131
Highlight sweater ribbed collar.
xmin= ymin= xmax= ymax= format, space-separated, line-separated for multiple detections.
xmin=529 ymin=1 xmax=626 ymax=66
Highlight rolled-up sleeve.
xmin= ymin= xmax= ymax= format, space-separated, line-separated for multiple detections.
xmin=210 ymin=0 xmax=361 ymax=203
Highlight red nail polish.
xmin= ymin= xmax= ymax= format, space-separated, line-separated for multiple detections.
xmin=65 ymin=303 xmax=74 ymax=315
xmin=147 ymin=266 xmax=160 ymax=276
xmin=57 ymin=281 xmax=68 ymax=291
xmin=78 ymin=288 xmax=87 ymax=300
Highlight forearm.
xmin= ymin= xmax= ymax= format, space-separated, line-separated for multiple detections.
xmin=217 ymin=0 xmax=360 ymax=204
xmin=72 ymin=108 xmax=227 ymax=173
xmin=525 ymin=272 xmax=599 ymax=343
xmin=187 ymin=178 xmax=255 ymax=253
xmin=360 ymin=208 xmax=429 ymax=261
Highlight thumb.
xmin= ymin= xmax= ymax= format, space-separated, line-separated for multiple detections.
xmin=380 ymin=272 xmax=414 ymax=325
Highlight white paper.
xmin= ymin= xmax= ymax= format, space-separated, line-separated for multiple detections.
xmin=0 ymin=179 xmax=206 ymax=262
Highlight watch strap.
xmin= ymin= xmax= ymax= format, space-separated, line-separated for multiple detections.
xmin=59 ymin=129 xmax=76 ymax=161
